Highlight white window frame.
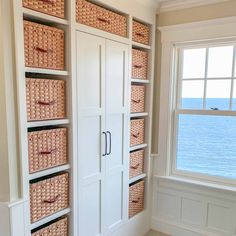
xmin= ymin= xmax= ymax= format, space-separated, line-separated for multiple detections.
xmin=171 ymin=41 xmax=236 ymax=186
xmin=157 ymin=16 xmax=236 ymax=186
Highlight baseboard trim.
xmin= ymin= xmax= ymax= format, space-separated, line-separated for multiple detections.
xmin=151 ymin=217 xmax=221 ymax=236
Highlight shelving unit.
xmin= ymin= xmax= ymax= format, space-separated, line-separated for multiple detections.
xmin=129 ymin=17 xmax=155 ymax=219
xmin=13 ymin=1 xmax=75 ymax=235
xmin=13 ymin=0 xmax=155 ymax=235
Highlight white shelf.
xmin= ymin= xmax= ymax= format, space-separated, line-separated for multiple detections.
xmin=25 ymin=67 xmax=69 ymax=76
xmin=23 ymin=8 xmax=69 ymax=25
xmin=30 ymin=208 xmax=71 ymax=230
xmin=131 ymin=79 xmax=150 ymax=84
xmin=129 ymin=173 xmax=147 ymax=184
xmin=29 ymin=164 xmax=70 ymax=180
xmin=130 ymin=143 xmax=148 ymax=152
xmin=132 ymin=41 xmax=151 ymax=50
xmin=130 ymin=112 xmax=149 ymax=118
xmin=27 ymin=119 xmax=70 ymax=128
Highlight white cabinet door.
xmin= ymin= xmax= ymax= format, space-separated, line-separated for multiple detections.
xmin=76 ymin=31 xmax=106 ymax=236
xmin=105 ymin=40 xmax=129 ymax=234
xmin=76 ymin=32 xmax=129 ymax=236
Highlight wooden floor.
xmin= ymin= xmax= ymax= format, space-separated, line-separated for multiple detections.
xmin=144 ymin=230 xmax=170 ymax=236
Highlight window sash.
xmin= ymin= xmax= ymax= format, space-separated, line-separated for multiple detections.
xmin=171 ymin=41 xmax=236 ymax=184
xmin=176 ymin=45 xmax=236 ymax=111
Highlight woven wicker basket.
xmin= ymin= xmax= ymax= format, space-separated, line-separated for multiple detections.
xmin=131 ymin=85 xmax=145 ymax=113
xmin=129 ymin=150 xmax=144 ymax=179
xmin=130 ymin=119 xmax=145 ymax=147
xmin=132 ymin=20 xmax=150 ymax=45
xmin=24 ymin=21 xmax=65 ymax=70
xmin=30 ymin=173 xmax=69 ymax=223
xmin=132 ymin=49 xmax=148 ymax=80
xmin=28 ymin=128 xmax=67 ymax=174
xmin=23 ymin=0 xmax=65 ymax=19
xmin=76 ymin=0 xmax=127 ymax=37
xmin=26 ymin=78 xmax=65 ymax=121
xmin=129 ymin=180 xmax=145 ymax=218
xmin=32 ymin=217 xmax=68 ymax=236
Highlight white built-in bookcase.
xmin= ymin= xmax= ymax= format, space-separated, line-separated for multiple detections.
xmin=12 ymin=0 xmax=156 ymax=235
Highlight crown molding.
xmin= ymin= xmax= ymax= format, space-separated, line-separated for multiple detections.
xmin=159 ymin=0 xmax=231 ymax=13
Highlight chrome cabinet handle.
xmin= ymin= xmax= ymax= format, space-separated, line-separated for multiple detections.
xmin=102 ymin=132 xmax=107 ymax=156
xmin=107 ymin=131 xmax=112 ymax=156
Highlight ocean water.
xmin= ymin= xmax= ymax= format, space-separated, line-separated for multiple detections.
xmin=177 ymin=98 xmax=236 ymax=179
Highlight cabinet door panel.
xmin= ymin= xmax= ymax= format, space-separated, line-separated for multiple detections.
xmin=77 ymin=31 xmax=105 ymax=114
xmin=105 ymin=40 xmax=129 ymax=233
xmin=80 ymin=182 xmax=102 ymax=236
xmin=106 ymin=40 xmax=128 ymax=114
xmin=78 ymin=116 xmax=102 ymax=180
xmin=76 ymin=31 xmax=106 ymax=236
xmin=106 ymin=172 xmax=123 ymax=229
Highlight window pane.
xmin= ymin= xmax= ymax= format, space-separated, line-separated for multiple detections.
xmin=207 ymin=46 xmax=233 ymax=78
xmin=176 ymin=114 xmax=236 ymax=179
xmin=181 ymin=80 xmax=204 ymax=109
xmin=183 ymin=48 xmax=206 ymax=79
xmin=206 ymin=79 xmax=231 ymax=110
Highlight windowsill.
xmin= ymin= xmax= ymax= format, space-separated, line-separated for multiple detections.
xmin=154 ymin=175 xmax=236 ymax=194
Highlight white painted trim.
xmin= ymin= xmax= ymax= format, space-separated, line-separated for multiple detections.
xmin=0 ymin=199 xmax=27 ymax=236
xmin=159 ymin=0 xmax=231 ymax=13
xmin=155 ymin=176 xmax=236 ymax=198
xmin=158 ymin=16 xmax=236 ymax=44
xmin=158 ymin=16 xmax=236 ymax=32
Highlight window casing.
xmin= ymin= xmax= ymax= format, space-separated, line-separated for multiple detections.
xmin=172 ymin=41 xmax=236 ymax=184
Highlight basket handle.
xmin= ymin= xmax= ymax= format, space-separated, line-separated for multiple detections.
xmin=39 ymin=148 xmax=57 ymax=155
xmin=130 ymin=163 xmax=140 ymax=170
xmin=43 ymin=194 xmax=60 ymax=204
xmin=131 ymin=132 xmax=140 ymax=138
xmin=35 ymin=47 xmax=53 ymax=53
xmin=133 ymin=65 xmax=143 ymax=69
xmin=132 ymin=198 xmax=140 ymax=203
xmin=37 ymin=100 xmax=55 ymax=106
xmin=131 ymin=99 xmax=141 ymax=104
xmin=97 ymin=17 xmax=111 ymax=24
xmin=135 ymin=32 xmax=145 ymax=38
xmin=40 ymin=0 xmax=55 ymax=5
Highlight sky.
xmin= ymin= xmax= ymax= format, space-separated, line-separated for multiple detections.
xmin=182 ymin=46 xmax=236 ymax=99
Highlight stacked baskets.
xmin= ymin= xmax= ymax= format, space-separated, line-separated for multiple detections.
xmin=129 ymin=19 xmax=151 ymax=218
xmin=22 ymin=1 xmax=69 ymax=234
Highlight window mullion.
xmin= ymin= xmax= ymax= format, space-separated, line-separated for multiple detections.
xmin=230 ymin=46 xmax=236 ymax=110
xmin=203 ymin=48 xmax=209 ymax=109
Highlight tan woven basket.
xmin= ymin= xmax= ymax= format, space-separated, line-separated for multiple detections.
xmin=30 ymin=173 xmax=69 ymax=223
xmin=24 ymin=21 xmax=65 ymax=70
xmin=131 ymin=85 xmax=145 ymax=113
xmin=23 ymin=0 xmax=65 ymax=19
xmin=32 ymin=217 xmax=68 ymax=236
xmin=129 ymin=180 xmax=145 ymax=218
xmin=28 ymin=128 xmax=68 ymax=174
xmin=132 ymin=20 xmax=150 ymax=45
xmin=76 ymin=0 xmax=127 ymax=37
xmin=130 ymin=119 xmax=145 ymax=147
xmin=26 ymin=78 xmax=65 ymax=121
xmin=132 ymin=49 xmax=148 ymax=80
xmin=129 ymin=150 xmax=144 ymax=179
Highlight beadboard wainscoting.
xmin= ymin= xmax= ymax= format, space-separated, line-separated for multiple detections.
xmin=152 ymin=177 xmax=236 ymax=236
